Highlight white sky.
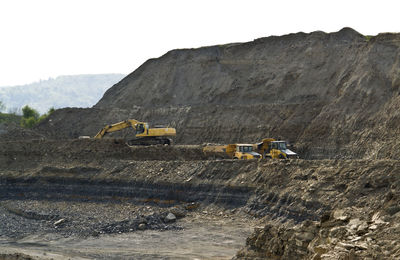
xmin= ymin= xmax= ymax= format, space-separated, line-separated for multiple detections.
xmin=0 ymin=0 xmax=399 ymax=86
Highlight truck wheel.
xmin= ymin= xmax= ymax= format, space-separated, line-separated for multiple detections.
xmin=279 ymin=154 xmax=285 ymax=159
xmin=233 ymin=157 xmax=238 ymax=160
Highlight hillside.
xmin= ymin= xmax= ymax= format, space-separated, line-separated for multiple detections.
xmin=2 ymin=28 xmax=400 ymax=259
xmin=0 ymin=74 xmax=125 ymax=114
xmin=37 ymin=28 xmax=400 ymax=159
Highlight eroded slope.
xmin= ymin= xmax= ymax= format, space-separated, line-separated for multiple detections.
xmin=35 ymin=28 xmax=400 ymax=159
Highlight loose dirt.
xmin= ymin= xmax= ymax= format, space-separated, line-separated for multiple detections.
xmin=2 ymin=27 xmax=400 ymax=259
xmin=34 ymin=28 xmax=400 ymax=160
xmin=1 ymin=139 xmax=400 ymax=258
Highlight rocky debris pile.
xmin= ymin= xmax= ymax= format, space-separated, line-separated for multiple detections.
xmin=235 ymin=220 xmax=318 ymax=259
xmin=1 ymin=139 xmax=400 ymax=258
xmin=235 ymin=207 xmax=400 ymax=259
xmin=97 ymin=212 xmax=180 ymax=235
xmin=0 ymin=197 xmax=194 ymax=239
xmin=0 ymin=253 xmax=35 ymax=260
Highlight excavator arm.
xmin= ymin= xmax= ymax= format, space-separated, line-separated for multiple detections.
xmin=94 ymin=119 xmax=141 ymax=139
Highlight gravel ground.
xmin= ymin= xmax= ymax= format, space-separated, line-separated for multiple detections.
xmin=0 ymin=199 xmax=255 ymax=259
xmin=0 ymin=199 xmax=194 ymax=239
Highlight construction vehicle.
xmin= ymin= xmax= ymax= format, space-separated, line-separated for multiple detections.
xmin=94 ymin=119 xmax=176 ymax=145
xmin=255 ymin=138 xmax=298 ymax=159
xmin=203 ymin=143 xmax=262 ymax=160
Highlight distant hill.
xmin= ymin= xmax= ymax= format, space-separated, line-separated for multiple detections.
xmin=0 ymin=74 xmax=125 ymax=114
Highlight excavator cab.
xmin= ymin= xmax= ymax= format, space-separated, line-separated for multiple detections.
xmin=135 ymin=123 xmax=146 ymax=134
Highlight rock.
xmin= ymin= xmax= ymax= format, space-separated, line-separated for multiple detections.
xmin=337 ymin=242 xmax=355 ymax=250
xmin=354 ymin=242 xmax=368 ymax=250
xmin=296 ymin=231 xmax=315 ymax=242
xmin=356 ymin=222 xmax=369 ymax=235
xmin=184 ymin=202 xmax=199 ymax=211
xmin=350 ymin=236 xmax=362 ymax=242
xmin=332 ymin=209 xmax=349 ymax=221
xmin=170 ymin=206 xmax=187 ymax=218
xmin=54 ymin=218 xmax=65 ymax=226
xmin=329 ymin=226 xmax=349 ymax=239
xmin=371 ymin=212 xmax=389 ymax=225
xmin=138 ymin=223 xmax=146 ymax=230
xmin=348 ymin=218 xmax=362 ymax=230
xmin=313 ymin=244 xmax=330 ymax=255
xmin=164 ymin=213 xmax=176 ymax=223
xmin=371 ymin=212 xmax=380 ymax=222
xmin=369 ymin=224 xmax=378 ymax=230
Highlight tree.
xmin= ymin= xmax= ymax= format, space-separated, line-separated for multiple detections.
xmin=20 ymin=105 xmax=40 ymax=128
xmin=20 ymin=106 xmax=56 ymax=128
xmin=48 ymin=107 xmax=55 ymax=114
xmin=22 ymin=105 xmax=39 ymax=120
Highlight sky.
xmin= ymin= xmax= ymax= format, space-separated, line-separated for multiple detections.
xmin=0 ymin=0 xmax=399 ymax=87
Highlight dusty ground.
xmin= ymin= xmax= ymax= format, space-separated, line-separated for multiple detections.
xmin=0 ymin=139 xmax=399 ymax=259
xmin=2 ymin=28 xmax=400 ymax=259
xmin=0 ymin=201 xmax=255 ymax=259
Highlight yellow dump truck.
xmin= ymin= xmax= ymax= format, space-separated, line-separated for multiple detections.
xmin=255 ymin=138 xmax=298 ymax=159
xmin=203 ymin=144 xmax=262 ymax=160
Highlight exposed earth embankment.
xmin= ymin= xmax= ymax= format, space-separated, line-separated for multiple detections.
xmin=34 ymin=28 xmax=400 ymax=160
xmin=1 ymin=27 xmax=400 ymax=259
xmin=0 ymin=139 xmax=399 ymax=258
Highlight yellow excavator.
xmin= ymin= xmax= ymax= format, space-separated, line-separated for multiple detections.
xmin=94 ymin=119 xmax=176 ymax=145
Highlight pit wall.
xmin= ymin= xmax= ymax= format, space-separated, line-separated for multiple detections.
xmin=1 ymin=139 xmax=398 ymax=227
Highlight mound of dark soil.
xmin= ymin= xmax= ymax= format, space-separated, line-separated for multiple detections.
xmin=35 ymin=28 xmax=400 ymax=159
xmin=0 ymin=123 xmax=44 ymax=141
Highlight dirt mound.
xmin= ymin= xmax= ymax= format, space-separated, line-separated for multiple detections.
xmin=0 ymin=123 xmax=44 ymax=141
xmin=0 ymin=139 xmax=206 ymax=172
xmin=34 ymin=28 xmax=400 ymax=159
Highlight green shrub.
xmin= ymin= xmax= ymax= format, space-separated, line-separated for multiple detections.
xmin=364 ymin=35 xmax=373 ymax=42
xmin=21 ymin=116 xmax=37 ymax=128
xmin=20 ymin=105 xmax=55 ymax=128
xmin=0 ymin=112 xmax=21 ymax=124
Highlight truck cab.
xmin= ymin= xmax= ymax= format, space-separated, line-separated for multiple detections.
xmin=268 ymin=141 xmax=298 ymax=159
xmin=232 ymin=144 xmax=262 ymax=160
xmin=256 ymin=138 xmax=298 ymax=159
